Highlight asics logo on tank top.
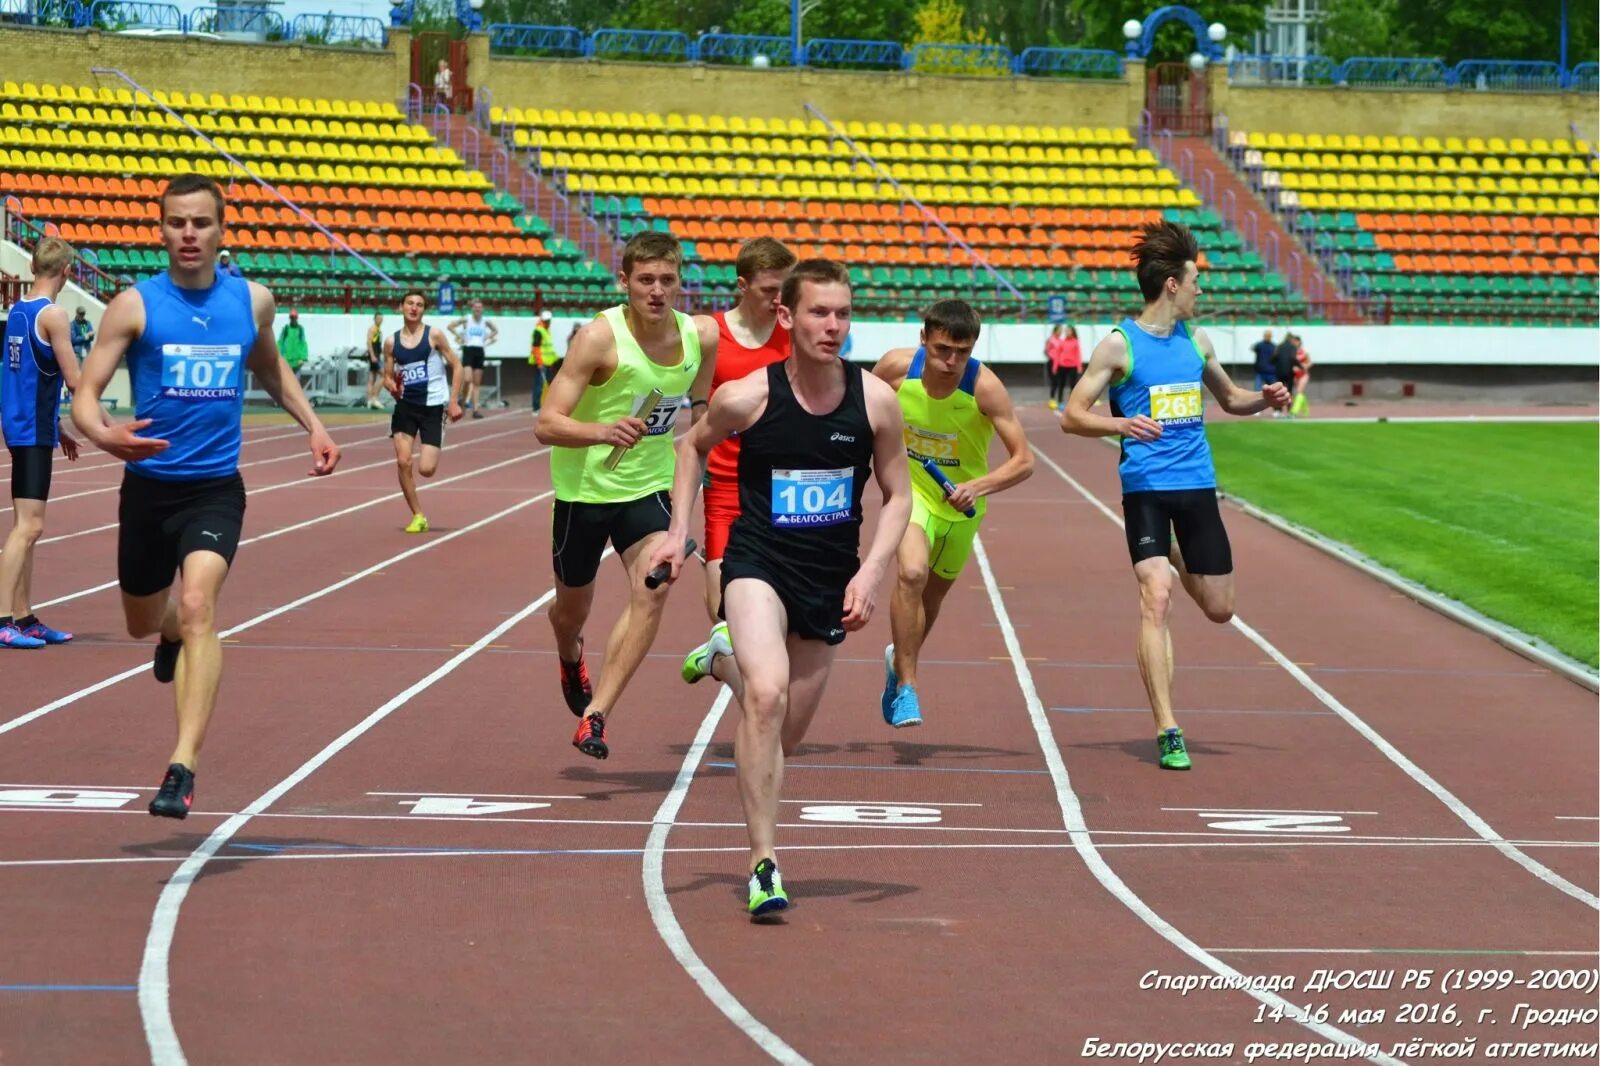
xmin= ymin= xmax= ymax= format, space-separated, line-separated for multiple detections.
xmin=830 ymin=432 xmax=856 ymax=443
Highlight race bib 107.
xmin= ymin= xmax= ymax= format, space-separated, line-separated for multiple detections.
xmin=1148 ymin=382 xmax=1203 ymax=426
xmin=771 ymin=467 xmax=853 ymax=527
xmin=160 ymin=344 xmax=242 ymax=401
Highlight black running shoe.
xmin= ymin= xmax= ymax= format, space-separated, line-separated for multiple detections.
xmin=153 ymin=638 xmax=181 ymax=684
xmin=559 ymin=639 xmax=592 ymax=716
xmin=573 ymin=713 xmax=608 ymax=760
xmin=149 ymin=763 xmax=195 ymax=819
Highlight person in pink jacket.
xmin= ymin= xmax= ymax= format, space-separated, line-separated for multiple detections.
xmin=1045 ymin=324 xmax=1082 ymax=410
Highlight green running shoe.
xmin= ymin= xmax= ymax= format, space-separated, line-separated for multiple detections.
xmin=1157 ymin=727 xmax=1192 ymax=770
xmin=682 ymin=621 xmax=733 ymax=684
xmin=747 ymin=857 xmax=789 ymax=917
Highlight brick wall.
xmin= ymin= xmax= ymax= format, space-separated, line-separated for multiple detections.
xmin=1218 ymin=83 xmax=1592 ymax=140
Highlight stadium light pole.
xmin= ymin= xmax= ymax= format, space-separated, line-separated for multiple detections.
xmin=1560 ymin=0 xmax=1569 ymax=85
xmin=792 ymin=0 xmax=801 ymax=66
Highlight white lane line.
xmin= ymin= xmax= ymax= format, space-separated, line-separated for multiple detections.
xmin=643 ymin=686 xmax=809 ymax=1066
xmin=1162 ymin=807 xmax=1378 ymax=816
xmin=1028 ymin=443 xmax=1600 ymax=913
xmin=138 ymin=499 xmax=557 ymax=1066
xmin=365 ymin=791 xmax=584 ymax=800
xmin=34 ymin=443 xmax=545 ymax=611
xmin=973 ymin=534 xmax=1399 ymax=1064
xmin=1 ymin=482 xmax=551 ymax=736
xmin=1207 ymin=947 xmax=1600 ymax=956
xmin=1556 ymin=816 xmax=1600 ymax=821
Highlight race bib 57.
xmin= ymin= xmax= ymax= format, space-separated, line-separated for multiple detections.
xmin=1148 ymin=382 xmax=1203 ymax=426
xmin=642 ymin=392 xmax=685 ymax=437
xmin=160 ymin=344 xmax=242 ymax=401
xmin=771 ymin=467 xmax=853 ymax=527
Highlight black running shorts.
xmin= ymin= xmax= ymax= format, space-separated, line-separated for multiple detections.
xmin=391 ymin=400 xmax=444 ymax=448
xmin=1121 ymin=488 xmax=1233 ymax=575
xmin=718 ymin=556 xmax=850 ymax=646
xmin=118 ymin=470 xmax=247 ymax=597
xmin=550 ymin=490 xmax=672 ymax=588
xmin=8 ymin=445 xmax=53 ymax=502
xmin=460 ymin=346 xmax=486 ymax=370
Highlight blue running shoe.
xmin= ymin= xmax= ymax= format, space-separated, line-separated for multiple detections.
xmin=20 ymin=620 xmax=72 ymax=645
xmin=889 ymin=685 xmax=923 ymax=729
xmin=881 ymin=644 xmax=898 ymax=724
xmin=0 ymin=623 xmax=45 ymax=649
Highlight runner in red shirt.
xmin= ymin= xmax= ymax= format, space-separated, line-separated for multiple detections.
xmin=699 ymin=237 xmax=797 ymax=623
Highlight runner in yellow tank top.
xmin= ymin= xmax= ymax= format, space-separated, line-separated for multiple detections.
xmin=870 ymin=300 xmax=1034 ymax=728
xmin=534 ymin=231 xmax=719 ymax=759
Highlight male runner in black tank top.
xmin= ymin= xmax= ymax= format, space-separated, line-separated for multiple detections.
xmin=648 ymin=259 xmax=911 ymax=917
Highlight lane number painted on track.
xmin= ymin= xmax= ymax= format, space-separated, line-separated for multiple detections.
xmin=400 ymin=796 xmax=554 ymax=816
xmin=1195 ymin=811 xmax=1350 ymax=833
xmin=798 ymin=804 xmax=944 ymax=824
xmin=0 ymin=788 xmax=140 ymax=809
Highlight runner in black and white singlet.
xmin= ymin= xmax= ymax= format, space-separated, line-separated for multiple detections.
xmin=384 ymin=290 xmax=464 ymax=533
xmin=648 ymin=259 xmax=911 ymax=918
xmin=449 ymin=299 xmax=497 ymax=419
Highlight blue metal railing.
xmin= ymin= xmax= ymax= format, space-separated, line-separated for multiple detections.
xmin=1451 ymin=60 xmax=1564 ymax=92
xmin=1226 ymin=53 xmax=1337 ymax=86
xmin=486 ymin=23 xmax=585 ymax=57
xmin=185 ymin=4 xmax=282 ymax=37
xmin=89 ymin=67 xmax=397 ymax=286
xmin=0 ymin=0 xmax=84 ymax=26
xmin=802 ymin=38 xmax=905 ymax=70
xmin=696 ymin=33 xmax=792 ymax=66
xmin=1332 ymin=57 xmax=1452 ymax=88
xmin=803 ymin=101 xmax=1024 ymax=309
xmin=906 ymin=42 xmax=1010 ymax=76
xmin=87 ymin=0 xmax=181 ymax=31
xmin=588 ymin=28 xmax=693 ymax=62
xmin=1013 ymin=47 xmax=1124 ymax=79
xmin=285 ymin=13 xmax=385 ymax=48
xmin=1567 ymin=62 xmax=1597 ymax=92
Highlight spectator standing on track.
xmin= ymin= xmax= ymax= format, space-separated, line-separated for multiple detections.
xmin=449 ymin=299 xmax=498 ymax=419
xmin=1060 ymin=221 xmax=1289 ymax=771
xmin=383 ymin=290 xmax=465 ymax=533
xmin=70 ymin=307 xmax=94 ymax=364
xmin=534 ymin=231 xmax=718 ymax=761
xmin=529 ymin=309 xmax=555 ymax=413
xmin=277 ymin=308 xmax=308 ymax=373
xmin=71 ymin=173 xmax=341 ymax=818
xmin=1273 ymin=331 xmax=1298 ymax=415
xmin=648 ymin=259 xmax=912 ymax=918
xmin=1045 ymin=324 xmax=1082 ymax=410
xmin=1251 ymin=329 xmax=1276 ymax=391
xmin=1290 ymin=338 xmax=1313 ymax=418
xmin=365 ymin=312 xmax=385 ymax=410
xmin=869 ymin=299 xmax=1033 ymax=729
xmin=1 ymin=236 xmax=85 ymax=650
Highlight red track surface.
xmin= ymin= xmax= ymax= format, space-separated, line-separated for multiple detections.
xmin=1 ymin=405 xmax=1595 ymax=1066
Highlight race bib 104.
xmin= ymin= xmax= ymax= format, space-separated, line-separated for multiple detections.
xmin=160 ymin=344 xmax=242 ymax=401
xmin=642 ymin=392 xmax=685 ymax=436
xmin=1148 ymin=382 xmax=1203 ymax=426
xmin=771 ymin=467 xmax=853 ymax=527
xmin=905 ymin=423 xmax=958 ymax=467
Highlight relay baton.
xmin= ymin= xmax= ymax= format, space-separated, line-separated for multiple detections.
xmin=645 ymin=538 xmax=697 ymax=590
xmin=917 ymin=455 xmax=977 ymax=517
xmin=604 ymin=388 xmax=663 ymax=471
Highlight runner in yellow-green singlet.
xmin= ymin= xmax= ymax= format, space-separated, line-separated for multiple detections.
xmin=534 ymin=231 xmax=719 ymax=759
xmin=870 ymin=299 xmax=1034 ymax=728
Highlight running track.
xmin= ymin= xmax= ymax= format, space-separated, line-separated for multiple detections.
xmin=1 ymin=405 xmax=1594 ymax=1065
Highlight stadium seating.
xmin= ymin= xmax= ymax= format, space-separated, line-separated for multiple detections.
xmin=0 ymin=80 xmax=603 ymax=310
xmin=1233 ymin=130 xmax=1599 ymax=323
xmin=490 ymin=106 xmax=1306 ymax=318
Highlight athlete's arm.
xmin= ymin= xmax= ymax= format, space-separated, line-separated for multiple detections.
xmin=245 ymin=283 xmax=340 ymax=476
xmin=869 ymin=346 xmax=915 ymax=389
xmin=382 ymin=334 xmax=400 ymax=399
xmin=70 ymin=287 xmax=166 ymax=460
xmin=948 ymin=367 xmax=1034 ymax=512
xmin=38 ymin=305 xmax=82 ymax=458
xmin=446 ymin=317 xmax=466 ymax=342
xmin=486 ymin=319 xmax=499 ymax=346
xmin=1196 ymin=328 xmax=1288 ymax=414
xmin=842 ymin=374 xmax=912 ymax=630
xmin=1060 ymin=331 xmax=1161 ymax=442
xmin=533 ymin=318 xmax=639 ymax=448
xmin=687 ymin=315 xmax=720 ymax=427
xmin=645 ymin=372 xmax=766 ymax=584
xmin=432 ymin=327 xmax=465 ymax=420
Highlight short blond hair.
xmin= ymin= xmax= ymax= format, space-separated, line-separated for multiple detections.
xmin=735 ymin=237 xmax=797 ymax=280
xmin=31 ymin=236 xmax=74 ymax=279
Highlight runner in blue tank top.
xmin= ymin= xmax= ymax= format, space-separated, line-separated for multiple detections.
xmin=0 ymin=237 xmax=86 ymax=650
xmin=1060 ymin=221 xmax=1290 ymax=772
xmin=382 ymin=290 xmax=463 ymax=533
xmin=71 ymin=173 xmax=342 ymax=819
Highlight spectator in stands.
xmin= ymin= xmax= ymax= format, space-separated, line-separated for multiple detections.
xmin=529 ymin=309 xmax=555 ymax=412
xmin=1251 ymin=329 xmax=1276 ymax=391
xmin=70 ymin=307 xmax=94 ymax=364
xmin=277 ymin=309 xmax=308 ymax=373
xmin=433 ymin=59 xmax=453 ymax=112
xmin=218 ymin=249 xmax=242 ymax=279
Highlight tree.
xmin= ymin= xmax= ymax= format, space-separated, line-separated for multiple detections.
xmin=1065 ymin=1 xmax=1267 ymax=64
xmin=1388 ymin=0 xmax=1597 ymax=65
xmin=1317 ymin=0 xmax=1407 ymax=63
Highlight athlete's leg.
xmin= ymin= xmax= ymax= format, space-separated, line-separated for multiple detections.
xmin=586 ymin=531 xmax=672 ymax=720
xmin=890 ymin=522 xmax=930 ymax=685
xmin=471 ymin=367 xmax=484 ymax=410
xmin=703 ymin=557 xmax=724 ymax=626
xmin=1133 ymin=555 xmax=1179 ymax=733
xmin=416 ymin=443 xmax=441 ymax=479
xmin=168 ymin=550 xmax=230 ymax=770
xmin=919 ymin=573 xmax=957 ymax=644
xmin=548 ymin=579 xmax=595 ymax=664
xmin=724 ymin=577 xmax=791 ymax=871
xmin=1170 ymin=494 xmax=1235 ymax=624
xmin=393 ymin=432 xmax=423 ymax=517
xmin=1170 ymin=544 xmax=1235 ymax=623
xmin=0 ymin=499 xmax=45 ymax=619
xmin=780 ymin=633 xmax=838 ymax=756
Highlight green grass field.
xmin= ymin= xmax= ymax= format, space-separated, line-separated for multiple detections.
xmin=1206 ymin=421 xmax=1599 ymax=668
